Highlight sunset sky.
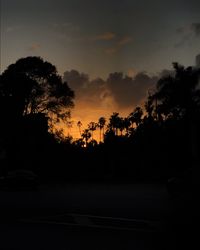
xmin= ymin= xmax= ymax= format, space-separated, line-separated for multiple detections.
xmin=1 ymin=0 xmax=200 ymax=139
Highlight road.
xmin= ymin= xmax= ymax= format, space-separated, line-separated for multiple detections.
xmin=0 ymin=182 xmax=194 ymax=249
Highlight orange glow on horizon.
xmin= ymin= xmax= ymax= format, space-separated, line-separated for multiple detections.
xmin=63 ymin=101 xmax=137 ymax=141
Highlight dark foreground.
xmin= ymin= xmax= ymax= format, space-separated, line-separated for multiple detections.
xmin=0 ymin=182 xmax=197 ymax=249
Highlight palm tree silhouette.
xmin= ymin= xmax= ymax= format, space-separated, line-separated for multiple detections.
xmin=88 ymin=122 xmax=97 ymax=140
xmin=81 ymin=129 xmax=91 ymax=147
xmin=77 ymin=121 xmax=82 ymax=138
xmin=118 ymin=116 xmax=125 ymax=136
xmin=108 ymin=112 xmax=121 ymax=136
xmin=98 ymin=117 xmax=106 ymax=142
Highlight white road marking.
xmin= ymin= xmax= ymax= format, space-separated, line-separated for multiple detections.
xmin=19 ymin=212 xmax=162 ymax=232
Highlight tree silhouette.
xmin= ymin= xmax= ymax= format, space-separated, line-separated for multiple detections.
xmin=152 ymin=63 xmax=200 ymax=120
xmin=73 ymin=138 xmax=85 ymax=147
xmin=144 ymin=94 xmax=154 ymax=118
xmin=118 ymin=116 xmax=125 ymax=136
xmin=81 ymin=129 xmax=92 ymax=147
xmin=88 ymin=122 xmax=97 ymax=140
xmin=1 ymin=56 xmax=199 ymax=183
xmin=98 ymin=117 xmax=106 ymax=142
xmin=77 ymin=121 xmax=83 ymax=137
xmin=88 ymin=139 xmax=98 ymax=147
xmin=0 ymin=57 xmax=74 ymax=125
xmin=149 ymin=63 xmax=200 ymax=170
xmin=108 ymin=112 xmax=121 ymax=136
xmin=128 ymin=107 xmax=143 ymax=127
xmin=64 ymin=120 xmax=73 ymax=137
xmin=123 ymin=117 xmax=131 ymax=135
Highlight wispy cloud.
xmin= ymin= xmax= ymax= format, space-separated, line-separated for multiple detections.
xmin=92 ymin=32 xmax=116 ymax=41
xmin=105 ymin=47 xmax=117 ymax=55
xmin=176 ymin=27 xmax=185 ymax=34
xmin=191 ymin=23 xmax=200 ymax=37
xmin=174 ymin=33 xmax=191 ymax=48
xmin=52 ymin=22 xmax=80 ymax=32
xmin=28 ymin=43 xmax=41 ymax=51
xmin=5 ymin=25 xmax=21 ymax=33
xmin=174 ymin=23 xmax=200 ymax=48
xmin=118 ymin=36 xmax=133 ymax=46
xmin=51 ymin=22 xmax=80 ymax=41
xmin=105 ymin=36 xmax=133 ymax=55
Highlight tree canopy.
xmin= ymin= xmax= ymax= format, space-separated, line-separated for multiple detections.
xmin=0 ymin=57 xmax=74 ymax=124
xmin=152 ymin=63 xmax=200 ymax=120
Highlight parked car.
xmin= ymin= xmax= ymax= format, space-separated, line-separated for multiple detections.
xmin=2 ymin=169 xmax=38 ymax=190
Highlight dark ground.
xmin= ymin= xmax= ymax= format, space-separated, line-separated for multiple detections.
xmin=0 ymin=182 xmax=197 ymax=249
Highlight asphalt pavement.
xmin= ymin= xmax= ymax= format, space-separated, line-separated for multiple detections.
xmin=0 ymin=182 xmax=195 ymax=249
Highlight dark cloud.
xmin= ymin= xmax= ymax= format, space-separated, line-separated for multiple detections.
xmin=174 ymin=34 xmax=191 ymax=48
xmin=176 ymin=27 xmax=185 ymax=34
xmin=191 ymin=23 xmax=200 ymax=37
xmin=106 ymin=72 xmax=157 ymax=108
xmin=63 ymin=70 xmax=89 ymax=91
xmin=64 ymin=55 xmax=200 ymax=111
xmin=104 ymin=36 xmax=133 ymax=55
xmin=174 ymin=23 xmax=200 ymax=48
xmin=63 ymin=69 xmax=158 ymax=110
xmin=63 ymin=70 xmax=107 ymax=108
xmin=196 ymin=54 xmax=200 ymax=68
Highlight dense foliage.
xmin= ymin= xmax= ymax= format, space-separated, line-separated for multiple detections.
xmin=0 ymin=59 xmax=200 ymax=182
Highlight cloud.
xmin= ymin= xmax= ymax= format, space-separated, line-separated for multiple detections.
xmin=63 ymin=70 xmax=89 ymax=91
xmin=51 ymin=22 xmax=80 ymax=41
xmin=62 ymin=22 xmax=80 ymax=31
xmin=63 ymin=70 xmax=117 ymax=128
xmin=176 ymin=27 xmax=185 ymax=34
xmin=106 ymin=72 xmax=158 ymax=108
xmin=118 ymin=36 xmax=133 ymax=46
xmin=176 ymin=23 xmax=200 ymax=38
xmin=105 ymin=36 xmax=133 ymax=55
xmin=5 ymin=25 xmax=21 ymax=33
xmin=191 ymin=23 xmax=200 ymax=37
xmin=92 ymin=32 xmax=116 ymax=41
xmin=105 ymin=47 xmax=117 ymax=55
xmin=127 ymin=68 xmax=136 ymax=78
xmin=196 ymin=54 xmax=200 ymax=68
xmin=63 ymin=69 xmax=158 ymax=112
xmin=63 ymin=70 xmax=104 ymax=105
xmin=174 ymin=33 xmax=191 ymax=48
xmin=63 ymin=55 xmax=200 ymax=134
xmin=28 ymin=43 xmax=41 ymax=51
xmin=174 ymin=23 xmax=199 ymax=48
xmin=52 ymin=22 xmax=80 ymax=32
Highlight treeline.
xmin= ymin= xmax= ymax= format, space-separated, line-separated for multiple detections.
xmin=53 ymin=62 xmax=200 ymax=181
xmin=0 ymin=58 xmax=200 ymax=182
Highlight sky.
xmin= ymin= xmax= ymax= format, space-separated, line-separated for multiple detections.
xmin=1 ymin=0 xmax=200 ymax=139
